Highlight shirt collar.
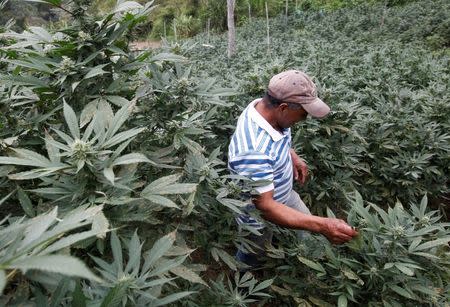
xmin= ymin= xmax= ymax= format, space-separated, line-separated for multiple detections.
xmin=247 ymin=99 xmax=288 ymax=142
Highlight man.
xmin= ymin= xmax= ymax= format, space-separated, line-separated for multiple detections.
xmin=228 ymin=70 xmax=357 ymax=266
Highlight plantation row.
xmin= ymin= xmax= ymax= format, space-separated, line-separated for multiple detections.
xmin=0 ymin=0 xmax=449 ymax=306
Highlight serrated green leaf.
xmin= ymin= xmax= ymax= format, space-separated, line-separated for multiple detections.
xmin=4 ymin=59 xmax=53 ymax=73
xmin=10 ymin=255 xmax=101 ymax=282
xmin=213 ymin=248 xmax=237 ymax=271
xmin=342 ymin=268 xmax=359 ymax=280
xmin=148 ymin=255 xmax=187 ymax=277
xmin=155 ymin=183 xmax=197 ymax=195
xmin=270 ymin=285 xmax=290 ymax=296
xmin=8 ymin=167 xmax=67 ymax=180
xmin=104 ymin=167 xmax=115 ymax=185
xmin=40 ymin=230 xmax=100 ymax=255
xmin=19 ymin=207 xmax=57 ymax=249
xmin=415 ymin=237 xmax=450 ymax=251
xmin=394 ymin=264 xmax=414 ymax=276
xmin=106 ymin=96 xmax=129 ymax=107
xmin=338 ymin=295 xmax=348 ymax=307
xmin=80 ymin=100 xmax=99 ymax=128
xmin=14 ymin=148 xmax=50 ymax=164
xmin=84 ymin=64 xmax=109 ymax=80
xmin=63 ymin=102 xmax=80 ymax=139
xmin=142 ymin=194 xmax=179 ymax=209
xmin=17 ymin=186 xmax=35 ymax=217
xmin=105 ymin=102 xmax=134 ymax=140
xmin=102 ymin=128 xmax=145 ymax=148
xmin=124 ymin=230 xmax=142 ymax=275
xmin=326 ymin=207 xmax=336 ymax=218
xmin=142 ymin=174 xmax=180 ymax=193
xmin=218 ymin=198 xmax=245 ymax=214
xmin=112 ymin=153 xmax=150 ymax=166
xmin=153 ymin=291 xmax=194 ymax=307
xmin=252 ymin=279 xmax=273 ymax=293
xmin=388 ymin=284 xmax=413 ymax=299
xmin=297 ymin=256 xmax=325 ymax=273
xmin=45 ymin=133 xmax=61 ymax=163
xmin=110 ymin=232 xmax=123 ymax=274
xmin=143 ymin=231 xmax=176 ymax=272
xmin=170 ymin=265 xmax=208 ymax=286
xmin=92 ymin=212 xmax=109 ymax=238
xmin=100 ymin=282 xmax=129 ymax=307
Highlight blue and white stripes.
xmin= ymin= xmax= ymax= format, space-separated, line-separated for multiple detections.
xmin=228 ymin=99 xmax=294 ymax=228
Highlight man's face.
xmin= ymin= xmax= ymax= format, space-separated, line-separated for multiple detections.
xmin=276 ymin=103 xmax=308 ymax=129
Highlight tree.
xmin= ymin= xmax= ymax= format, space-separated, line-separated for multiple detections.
xmin=227 ymin=0 xmax=236 ymax=58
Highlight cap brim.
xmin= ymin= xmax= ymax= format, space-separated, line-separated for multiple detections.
xmin=301 ymin=98 xmax=330 ymax=118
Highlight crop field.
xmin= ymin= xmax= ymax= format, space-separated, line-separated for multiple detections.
xmin=0 ymin=0 xmax=449 ymax=306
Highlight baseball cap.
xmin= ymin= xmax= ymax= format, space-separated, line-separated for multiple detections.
xmin=267 ymin=70 xmax=330 ymax=118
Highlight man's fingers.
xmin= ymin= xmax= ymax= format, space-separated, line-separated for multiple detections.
xmin=338 ymin=233 xmax=353 ymax=243
xmin=337 ymin=220 xmax=358 ymax=236
xmin=340 ymin=226 xmax=356 ymax=236
xmin=293 ymin=166 xmax=299 ymax=180
xmin=299 ymin=169 xmax=305 ymax=184
xmin=299 ymin=160 xmax=308 ymax=183
xmin=324 ymin=218 xmax=359 ymax=244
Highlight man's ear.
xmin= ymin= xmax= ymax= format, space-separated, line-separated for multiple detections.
xmin=279 ymin=103 xmax=289 ymax=112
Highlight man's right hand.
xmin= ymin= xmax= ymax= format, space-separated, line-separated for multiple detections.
xmin=320 ymin=218 xmax=358 ymax=244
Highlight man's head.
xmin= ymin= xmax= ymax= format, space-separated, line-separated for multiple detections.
xmin=266 ymin=70 xmax=330 ymax=122
xmin=263 ymin=92 xmax=309 ymax=129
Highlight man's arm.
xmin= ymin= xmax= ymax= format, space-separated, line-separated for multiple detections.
xmin=253 ymin=190 xmax=357 ymax=244
xmin=290 ymin=149 xmax=308 ymax=185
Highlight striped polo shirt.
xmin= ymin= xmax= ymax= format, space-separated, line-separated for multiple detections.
xmin=228 ymin=99 xmax=293 ymax=228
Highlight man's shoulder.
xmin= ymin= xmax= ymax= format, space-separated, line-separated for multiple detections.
xmin=229 ymin=150 xmax=274 ymax=165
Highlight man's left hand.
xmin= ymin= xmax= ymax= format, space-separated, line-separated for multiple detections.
xmin=290 ymin=149 xmax=308 ymax=185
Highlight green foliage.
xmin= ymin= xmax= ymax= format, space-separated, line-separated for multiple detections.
xmin=0 ymin=101 xmax=152 ymax=210
xmin=185 ymin=0 xmax=450 ymax=210
xmin=203 ymin=272 xmax=273 ymax=306
xmin=0 ymin=0 xmax=236 ymax=303
xmin=85 ymin=231 xmax=194 ymax=306
xmin=148 ymin=0 xmax=423 ymax=39
xmin=270 ymin=193 xmax=450 ymax=306
xmin=0 ymin=0 xmax=449 ymax=305
xmin=0 ymin=205 xmax=108 ymax=294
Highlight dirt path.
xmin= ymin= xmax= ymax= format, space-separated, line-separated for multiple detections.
xmin=130 ymin=40 xmax=162 ymax=51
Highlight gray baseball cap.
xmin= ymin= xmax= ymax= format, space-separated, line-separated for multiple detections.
xmin=268 ymin=70 xmax=330 ymax=118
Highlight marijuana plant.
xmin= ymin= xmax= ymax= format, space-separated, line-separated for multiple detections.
xmin=0 ymin=205 xmax=108 ymax=294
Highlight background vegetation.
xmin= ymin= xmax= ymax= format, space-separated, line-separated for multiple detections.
xmin=1 ymin=0 xmax=424 ymax=39
xmin=0 ymin=0 xmax=449 ymax=306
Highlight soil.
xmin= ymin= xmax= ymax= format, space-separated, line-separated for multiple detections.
xmin=130 ymin=40 xmax=162 ymax=51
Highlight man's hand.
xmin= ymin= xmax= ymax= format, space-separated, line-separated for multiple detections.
xmin=290 ymin=149 xmax=308 ymax=185
xmin=254 ymin=191 xmax=358 ymax=245
xmin=320 ymin=218 xmax=358 ymax=244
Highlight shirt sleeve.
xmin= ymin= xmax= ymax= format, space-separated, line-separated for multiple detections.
xmin=228 ymin=151 xmax=274 ymax=194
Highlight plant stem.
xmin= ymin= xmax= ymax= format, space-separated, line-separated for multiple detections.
xmin=6 ymin=269 xmax=17 ymax=281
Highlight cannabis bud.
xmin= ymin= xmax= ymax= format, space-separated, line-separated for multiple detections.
xmin=78 ymin=31 xmax=92 ymax=42
xmin=60 ymin=56 xmax=76 ymax=73
xmin=70 ymin=139 xmax=92 ymax=160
